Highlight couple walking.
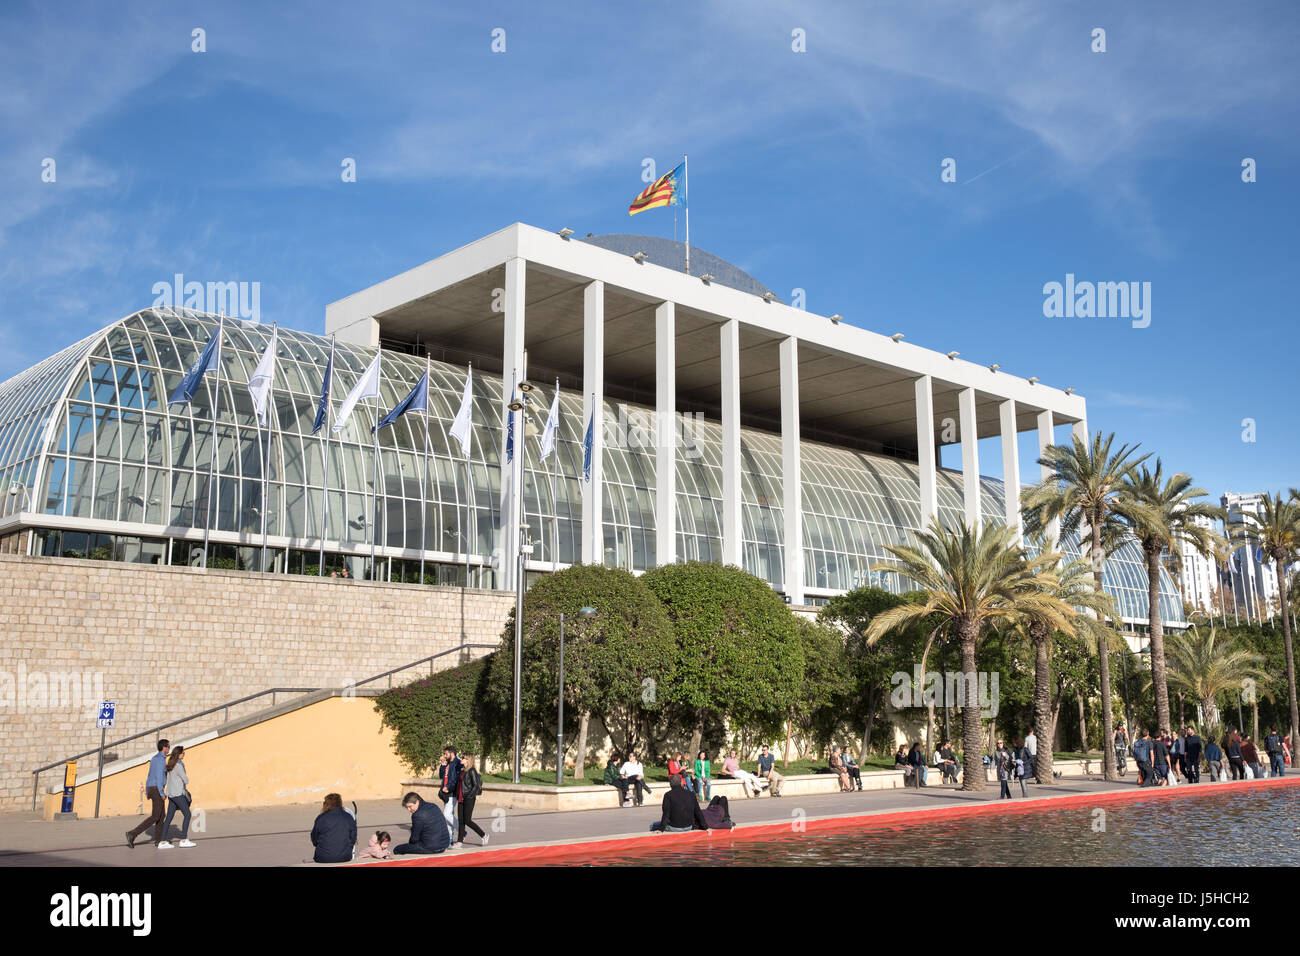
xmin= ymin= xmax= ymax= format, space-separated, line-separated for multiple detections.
xmin=125 ymin=739 xmax=195 ymax=849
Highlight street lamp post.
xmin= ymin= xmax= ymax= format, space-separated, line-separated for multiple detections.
xmin=557 ymin=606 xmax=597 ymax=786
xmin=509 ymin=379 xmax=536 ymax=784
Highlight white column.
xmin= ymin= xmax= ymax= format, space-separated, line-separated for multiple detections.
xmin=915 ymin=376 xmax=938 ymax=526
xmin=655 ymin=301 xmax=676 ymax=568
xmin=999 ymin=400 xmax=1021 ymax=543
xmin=780 ymin=336 xmax=803 ymax=604
xmin=499 ymin=257 xmax=526 ymax=590
xmin=720 ymin=317 xmax=742 ymax=568
xmin=958 ymin=387 xmax=980 ymax=531
xmin=581 ymin=281 xmax=605 ymax=565
xmin=1072 ymin=417 xmax=1088 ymax=445
xmin=1036 ymin=409 xmax=1059 ymax=550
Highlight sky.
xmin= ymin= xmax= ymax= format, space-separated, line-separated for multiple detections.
xmin=1 ymin=0 xmax=1296 ymax=498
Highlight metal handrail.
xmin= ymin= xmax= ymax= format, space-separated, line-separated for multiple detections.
xmin=31 ymin=642 xmax=497 ymax=809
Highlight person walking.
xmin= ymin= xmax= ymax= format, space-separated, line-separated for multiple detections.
xmin=1152 ymin=730 xmax=1171 ymax=785
xmin=160 ymin=745 xmax=196 ymax=848
xmin=693 ymin=750 xmax=712 ymax=802
xmin=126 ymin=739 xmax=170 ymax=849
xmin=1131 ymin=729 xmax=1154 ymax=787
xmin=455 ymin=753 xmax=487 ymax=847
xmin=1114 ymin=722 xmax=1130 ymax=776
xmin=1170 ymin=731 xmax=1186 ymax=782
xmin=1024 ymin=726 xmax=1038 ymax=780
xmin=1265 ymin=728 xmax=1285 ymax=777
xmin=994 ymin=739 xmax=1013 ymax=799
xmin=1204 ymin=736 xmax=1224 ymax=782
xmin=1241 ymin=736 xmax=1262 ymax=778
xmin=310 ymin=793 xmax=357 ymax=863
xmin=1012 ymin=737 xmax=1030 ymax=798
xmin=439 ymin=746 xmax=462 ymax=842
xmin=1183 ymin=727 xmax=1203 ymax=784
xmin=1226 ymin=730 xmax=1245 ymax=780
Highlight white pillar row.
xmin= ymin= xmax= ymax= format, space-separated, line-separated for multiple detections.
xmin=581 ymin=281 xmax=605 ymax=565
xmin=915 ymin=375 xmax=938 ymax=526
xmin=1036 ymin=408 xmax=1059 ymax=550
xmin=999 ymin=399 xmax=1021 ymax=543
xmin=958 ymin=387 xmax=981 ymax=531
xmin=779 ymin=336 xmax=803 ymax=605
xmin=654 ymin=301 xmax=676 ymax=568
xmin=720 ymin=317 xmax=743 ymax=568
xmin=499 ymin=256 xmax=526 ymax=591
xmin=1072 ymin=417 xmax=1088 ymax=445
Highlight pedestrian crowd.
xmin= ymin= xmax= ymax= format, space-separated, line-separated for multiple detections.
xmin=1119 ymin=723 xmax=1291 ymax=788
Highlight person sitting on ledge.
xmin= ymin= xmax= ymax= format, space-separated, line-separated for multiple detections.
xmin=719 ymin=749 xmax=764 ymax=797
xmin=894 ymin=745 xmax=913 ymax=786
xmin=620 ymin=751 xmax=651 ymax=806
xmin=604 ymin=751 xmax=629 ymax=804
xmin=650 ymin=774 xmax=711 ymax=833
xmin=830 ymin=746 xmax=853 ymax=792
xmin=756 ymin=744 xmax=785 ymax=797
xmin=393 ymin=792 xmax=451 ymax=855
xmin=841 ymin=747 xmax=863 ymax=791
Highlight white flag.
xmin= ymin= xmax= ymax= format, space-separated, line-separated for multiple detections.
xmin=333 ymin=353 xmax=381 ymax=434
xmin=448 ymin=368 xmax=473 ymax=456
xmin=539 ymin=383 xmax=560 ymax=461
xmin=247 ymin=326 xmax=278 ymax=427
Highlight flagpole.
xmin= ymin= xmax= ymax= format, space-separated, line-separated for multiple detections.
xmin=318 ymin=336 xmax=334 ymax=577
xmin=260 ymin=324 xmax=276 ymax=573
xmin=552 ymin=378 xmax=559 ymax=574
xmin=370 ymin=353 xmax=382 ymax=581
xmin=203 ymin=316 xmax=224 ymax=569
xmin=465 ymin=363 xmax=473 ymax=588
xmin=683 ymin=154 xmax=690 ymax=276
xmin=420 ymin=355 xmax=431 ymax=585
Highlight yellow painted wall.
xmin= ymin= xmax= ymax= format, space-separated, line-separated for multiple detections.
xmin=76 ymin=696 xmax=406 ymax=817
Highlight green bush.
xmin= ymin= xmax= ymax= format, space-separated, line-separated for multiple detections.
xmin=374 ymin=654 xmax=504 ymax=775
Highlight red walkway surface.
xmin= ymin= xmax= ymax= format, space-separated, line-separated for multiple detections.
xmin=361 ymin=775 xmax=1300 ymax=868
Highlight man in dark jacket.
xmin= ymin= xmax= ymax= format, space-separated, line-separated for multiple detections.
xmin=1152 ymin=730 xmax=1170 ymax=784
xmin=650 ymin=774 xmax=710 ymax=833
xmin=310 ymin=794 xmax=357 ymax=863
xmin=394 ymin=792 xmax=451 ymax=855
xmin=439 ymin=747 xmax=463 ymax=844
xmin=1183 ymin=727 xmax=1203 ymax=783
xmin=1265 ymin=728 xmax=1285 ymax=777
xmin=1132 ymin=730 xmax=1154 ymax=787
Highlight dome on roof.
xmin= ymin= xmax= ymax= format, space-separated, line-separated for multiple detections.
xmin=576 ymin=234 xmax=780 ymax=301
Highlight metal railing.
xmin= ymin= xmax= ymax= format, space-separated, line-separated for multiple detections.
xmin=32 ymin=643 xmax=497 ymax=809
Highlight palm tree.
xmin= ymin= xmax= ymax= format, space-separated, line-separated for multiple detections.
xmin=1230 ymin=492 xmax=1300 ymax=754
xmin=1021 ymin=431 xmax=1148 ymax=781
xmin=865 ymin=518 xmax=1074 ymax=791
xmin=1120 ymin=462 xmax=1225 ymax=735
xmin=1160 ymin=626 xmax=1268 ymax=730
xmin=1009 ymin=555 xmax=1118 ymax=783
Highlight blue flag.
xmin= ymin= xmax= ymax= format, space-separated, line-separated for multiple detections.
xmin=168 ymin=320 xmax=222 ymax=405
xmin=506 ymin=389 xmax=516 ymax=463
xmin=582 ymin=408 xmax=594 ymax=482
xmin=374 ymin=371 xmax=429 ymax=433
xmin=312 ymin=341 xmax=334 ymax=435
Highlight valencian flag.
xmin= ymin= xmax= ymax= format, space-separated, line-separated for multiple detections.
xmin=374 ymin=371 xmax=428 ymax=432
xmin=628 ymin=162 xmax=684 ymax=215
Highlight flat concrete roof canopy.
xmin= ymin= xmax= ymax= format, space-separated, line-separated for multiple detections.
xmin=325 ymin=223 xmax=1084 ymax=456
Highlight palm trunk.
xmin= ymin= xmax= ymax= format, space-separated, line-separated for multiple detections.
xmin=1276 ymin=561 xmax=1300 ymax=756
xmin=688 ymin=709 xmax=704 ymax=759
xmin=958 ymin=621 xmax=985 ymax=791
xmin=1032 ymin=624 xmax=1055 ymax=783
xmin=1094 ymin=524 xmax=1118 ymax=780
xmin=573 ymin=712 xmax=590 ymax=779
xmin=920 ymin=630 xmax=936 ymax=758
xmin=861 ymin=684 xmax=877 ymax=764
xmin=1076 ymin=690 xmax=1088 ymax=752
xmin=1146 ymin=544 xmax=1171 ymax=733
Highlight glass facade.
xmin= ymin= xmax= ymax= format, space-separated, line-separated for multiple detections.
xmin=0 ymin=308 xmax=1183 ymax=625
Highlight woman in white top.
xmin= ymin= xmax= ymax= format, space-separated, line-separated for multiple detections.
xmin=160 ymin=745 xmax=196 ymax=848
xmin=619 ymin=751 xmax=650 ymax=806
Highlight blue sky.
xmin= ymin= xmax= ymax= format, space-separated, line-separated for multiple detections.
xmin=1 ymin=0 xmax=1296 ymax=498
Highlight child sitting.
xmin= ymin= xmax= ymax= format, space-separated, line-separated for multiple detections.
xmin=358 ymin=830 xmax=393 ymax=860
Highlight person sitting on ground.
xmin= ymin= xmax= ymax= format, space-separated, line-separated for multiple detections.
xmin=700 ymin=794 xmax=735 ymax=830
xmin=693 ymin=750 xmax=712 ymax=802
xmin=310 ymin=792 xmax=357 ymax=863
xmin=895 ymin=745 xmax=913 ymax=786
xmin=907 ymin=742 xmax=928 ymax=788
xmin=605 ymin=751 xmax=629 ymax=804
xmin=829 ymin=745 xmax=853 ymax=792
xmin=620 ymin=751 xmax=651 ymax=806
xmin=650 ymin=774 xmax=712 ymax=833
xmin=358 ymin=830 xmax=393 ymax=860
xmin=756 ymin=744 xmax=785 ymax=797
xmin=719 ymin=749 xmax=764 ymax=797
xmin=1204 ymin=736 xmax=1223 ymax=782
xmin=393 ymin=792 xmax=451 ymax=855
xmin=841 ymin=747 xmax=863 ymax=791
